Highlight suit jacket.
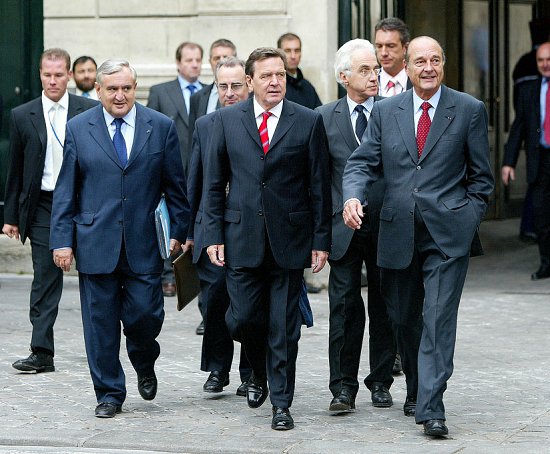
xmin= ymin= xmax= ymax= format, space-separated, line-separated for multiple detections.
xmin=343 ymin=85 xmax=494 ymax=269
xmin=49 ymin=103 xmax=190 ymax=275
xmin=188 ymin=83 xmax=216 ymax=155
xmin=316 ymin=95 xmax=385 ymax=261
xmin=147 ymin=79 xmax=205 ymax=176
xmin=3 ymin=93 xmax=98 ymax=242
xmin=503 ymin=77 xmax=543 ymax=184
xmin=203 ymin=98 xmax=332 ymax=269
xmin=187 ymin=110 xmax=218 ymax=263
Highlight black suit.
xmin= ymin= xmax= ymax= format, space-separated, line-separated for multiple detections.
xmin=188 ymin=83 xmax=217 ymax=148
xmin=203 ymin=98 xmax=331 ymax=408
xmin=504 ymin=77 xmax=550 ymax=265
xmin=316 ymin=96 xmax=395 ymax=398
xmin=3 ymin=93 xmax=97 ymax=355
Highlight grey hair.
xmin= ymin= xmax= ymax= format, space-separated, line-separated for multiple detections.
xmin=334 ymin=39 xmax=376 ymax=87
xmin=214 ymin=57 xmax=246 ymax=81
xmin=96 ymin=59 xmax=137 ymax=85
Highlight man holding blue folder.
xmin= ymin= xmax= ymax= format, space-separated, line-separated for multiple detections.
xmin=50 ymin=59 xmax=189 ymax=418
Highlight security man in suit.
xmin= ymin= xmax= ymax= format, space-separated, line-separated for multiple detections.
xmin=503 ymin=42 xmax=550 ymax=281
xmin=316 ymin=38 xmax=396 ymax=415
xmin=203 ymin=47 xmax=331 ymax=430
xmin=3 ymin=48 xmax=97 ymax=373
xmin=50 ymin=59 xmax=189 ymax=418
xmin=343 ymin=36 xmax=494 ymax=437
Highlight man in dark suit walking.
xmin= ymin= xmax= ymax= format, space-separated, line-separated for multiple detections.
xmin=203 ymin=47 xmax=331 ymax=430
xmin=503 ymin=41 xmax=550 ymax=280
xmin=343 ymin=36 xmax=494 ymax=437
xmin=148 ymin=42 xmax=204 ymax=300
xmin=187 ymin=56 xmax=252 ymax=396
xmin=50 ymin=59 xmax=189 ymax=418
xmin=316 ymin=39 xmax=396 ymax=415
xmin=3 ymin=48 xmax=97 ymax=373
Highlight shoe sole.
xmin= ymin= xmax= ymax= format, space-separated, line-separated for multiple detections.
xmin=272 ymin=423 xmax=294 ymax=430
xmin=372 ymin=401 xmax=393 ymax=408
xmin=236 ymin=389 xmax=247 ymax=397
xmin=403 ymin=410 xmax=416 ymax=417
xmin=424 ymin=428 xmax=448 ymax=437
xmin=329 ymin=403 xmax=354 ymax=413
xmin=12 ymin=365 xmax=55 ymax=373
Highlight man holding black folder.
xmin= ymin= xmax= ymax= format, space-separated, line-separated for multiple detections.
xmin=50 ymin=59 xmax=189 ymax=418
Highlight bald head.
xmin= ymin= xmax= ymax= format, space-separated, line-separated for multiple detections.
xmin=405 ymin=36 xmax=445 ymax=100
xmin=536 ymin=42 xmax=550 ymax=79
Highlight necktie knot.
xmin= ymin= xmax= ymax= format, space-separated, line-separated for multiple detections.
xmin=387 ymin=81 xmax=395 ymax=89
xmin=354 ymin=105 xmax=364 ymax=114
xmin=82 ymin=91 xmax=90 ymax=98
xmin=187 ymin=85 xmax=197 ymax=95
xmin=113 ymin=117 xmax=125 ymax=130
xmin=421 ymin=101 xmax=431 ymax=113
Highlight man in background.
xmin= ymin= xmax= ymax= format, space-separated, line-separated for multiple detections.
xmin=3 ymin=48 xmax=97 ymax=373
xmin=72 ymin=56 xmax=99 ymax=100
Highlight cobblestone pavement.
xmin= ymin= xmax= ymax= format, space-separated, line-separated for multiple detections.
xmin=1 ymin=219 xmax=549 ymax=454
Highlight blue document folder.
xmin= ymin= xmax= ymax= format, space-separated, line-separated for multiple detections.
xmin=155 ymin=195 xmax=171 ymax=259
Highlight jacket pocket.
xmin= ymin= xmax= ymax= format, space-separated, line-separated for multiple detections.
xmin=73 ymin=212 xmax=94 ymax=225
xmin=442 ymin=198 xmax=469 ymax=210
xmin=224 ymin=209 xmax=241 ymax=223
xmin=379 ymin=207 xmax=394 ymax=222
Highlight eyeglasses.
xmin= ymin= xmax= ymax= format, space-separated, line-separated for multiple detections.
xmin=355 ymin=67 xmax=382 ymax=77
xmin=217 ymin=82 xmax=246 ymax=92
xmin=258 ymin=71 xmax=286 ymax=82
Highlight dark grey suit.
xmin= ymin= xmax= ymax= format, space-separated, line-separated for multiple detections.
xmin=203 ymin=97 xmax=331 ymax=408
xmin=316 ymin=96 xmax=395 ymax=398
xmin=3 ymin=93 xmax=97 ymax=355
xmin=343 ymin=85 xmax=494 ymax=423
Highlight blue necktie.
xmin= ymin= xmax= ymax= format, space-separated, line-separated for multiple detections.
xmin=113 ymin=118 xmax=127 ymax=166
xmin=82 ymin=91 xmax=90 ymax=98
xmin=187 ymin=85 xmax=197 ymax=95
xmin=354 ymin=105 xmax=368 ymax=142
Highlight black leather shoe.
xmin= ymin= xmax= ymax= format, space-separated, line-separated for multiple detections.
xmin=95 ymin=402 xmax=122 ymax=418
xmin=12 ymin=352 xmax=55 ymax=373
xmin=236 ymin=380 xmax=248 ymax=397
xmin=195 ymin=320 xmax=205 ymax=335
xmin=329 ymin=390 xmax=356 ymax=413
xmin=423 ymin=419 xmax=448 ymax=437
xmin=162 ymin=282 xmax=176 ymax=297
xmin=203 ymin=371 xmax=229 ymax=393
xmin=403 ymin=396 xmax=416 ymax=416
xmin=392 ymin=353 xmax=403 ymax=375
xmin=370 ymin=382 xmax=393 ymax=408
xmin=271 ymin=406 xmax=294 ymax=430
xmin=247 ymin=374 xmax=268 ymax=408
xmin=137 ymin=370 xmax=157 ymax=400
xmin=531 ymin=266 xmax=550 ymax=280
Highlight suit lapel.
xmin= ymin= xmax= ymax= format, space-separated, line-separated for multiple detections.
xmin=334 ymin=97 xmax=358 ymax=152
xmin=88 ymin=106 xmax=122 ymax=168
xmin=167 ymin=80 xmax=189 ymax=126
xmin=67 ymin=94 xmax=89 ymax=120
xmin=240 ymin=99 xmax=263 ymax=151
xmin=420 ymin=85 xmax=455 ymax=162
xmin=395 ymin=91 xmax=418 ymax=162
xmin=269 ymin=100 xmax=294 ymax=150
xmin=29 ymin=99 xmax=47 ymax=152
xmin=127 ymin=104 xmax=152 ymax=167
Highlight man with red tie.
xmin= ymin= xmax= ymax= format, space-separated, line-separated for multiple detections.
xmin=503 ymin=42 xmax=550 ymax=280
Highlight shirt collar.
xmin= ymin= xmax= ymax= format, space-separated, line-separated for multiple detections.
xmin=412 ymin=86 xmax=442 ymax=112
xmin=178 ymin=75 xmax=202 ymax=92
xmin=380 ymin=68 xmax=408 ymax=90
xmin=346 ymin=95 xmax=375 ymax=116
xmin=103 ymin=104 xmax=137 ymax=129
xmin=253 ymin=97 xmax=284 ymax=118
xmin=42 ymin=90 xmax=69 ymax=111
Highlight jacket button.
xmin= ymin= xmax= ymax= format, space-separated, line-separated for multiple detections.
xmin=413 ymin=188 xmax=419 ymax=193
xmin=258 ymin=210 xmax=263 ymax=216
xmin=262 ymin=182 xmax=266 ymax=187
xmin=416 ymin=165 xmax=421 ymax=170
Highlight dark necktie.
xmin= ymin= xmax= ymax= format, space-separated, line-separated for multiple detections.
xmin=545 ymin=78 xmax=550 ymax=144
xmin=259 ymin=112 xmax=272 ymax=154
xmin=416 ymin=102 xmax=432 ymax=158
xmin=187 ymin=85 xmax=197 ymax=95
xmin=354 ymin=105 xmax=368 ymax=142
xmin=113 ymin=118 xmax=127 ymax=166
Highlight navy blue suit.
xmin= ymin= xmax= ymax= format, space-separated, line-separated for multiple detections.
xmin=50 ymin=103 xmax=189 ymax=405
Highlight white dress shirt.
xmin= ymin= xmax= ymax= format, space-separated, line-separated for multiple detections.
xmin=346 ymin=95 xmax=375 ymax=144
xmin=379 ymin=68 xmax=409 ymax=97
xmin=178 ymin=75 xmax=203 ymax=112
xmin=253 ymin=97 xmax=283 ymax=143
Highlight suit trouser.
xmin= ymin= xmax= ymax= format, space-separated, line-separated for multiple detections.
xmin=79 ymin=245 xmax=164 ymax=405
xmin=328 ymin=220 xmax=395 ymax=398
xmin=28 ymin=190 xmax=63 ymax=355
xmin=382 ymin=211 xmax=469 ymax=423
xmin=533 ymin=150 xmax=550 ymax=264
xmin=225 ymin=244 xmax=303 ymax=408
xmin=197 ymin=251 xmax=251 ymax=381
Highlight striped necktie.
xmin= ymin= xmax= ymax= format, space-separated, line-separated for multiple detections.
xmin=259 ymin=111 xmax=272 ymax=154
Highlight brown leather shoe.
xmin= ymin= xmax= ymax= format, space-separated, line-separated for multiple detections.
xmin=162 ymin=282 xmax=176 ymax=297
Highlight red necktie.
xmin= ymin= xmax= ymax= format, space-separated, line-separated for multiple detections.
xmin=387 ymin=80 xmax=396 ymax=96
xmin=259 ymin=111 xmax=272 ymax=154
xmin=545 ymin=79 xmax=550 ymax=144
xmin=417 ymin=102 xmax=432 ymax=158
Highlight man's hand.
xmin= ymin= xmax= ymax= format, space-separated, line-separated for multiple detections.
xmin=207 ymin=244 xmax=225 ymax=267
xmin=169 ymin=239 xmax=182 ymax=256
xmin=182 ymin=239 xmax=194 ymax=254
xmin=343 ymin=199 xmax=364 ymax=230
xmin=311 ymin=250 xmax=329 ymax=273
xmin=2 ymin=224 xmax=20 ymax=240
xmin=501 ymin=166 xmax=515 ymax=186
xmin=53 ymin=248 xmax=74 ymax=272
